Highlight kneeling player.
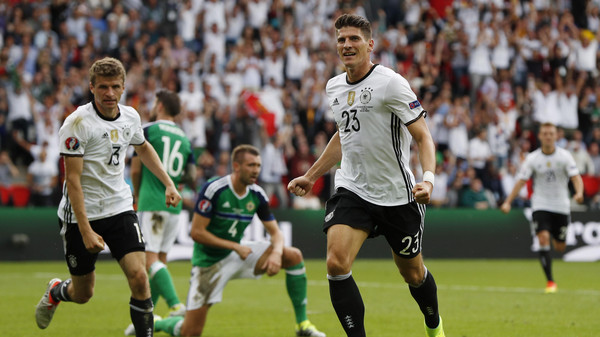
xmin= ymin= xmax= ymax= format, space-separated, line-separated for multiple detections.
xmin=126 ymin=145 xmax=325 ymax=336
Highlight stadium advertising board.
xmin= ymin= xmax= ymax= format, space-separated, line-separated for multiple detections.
xmin=0 ymin=208 xmax=598 ymax=261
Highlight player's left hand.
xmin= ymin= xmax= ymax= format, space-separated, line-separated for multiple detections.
xmin=165 ymin=185 xmax=182 ymax=208
xmin=412 ymin=181 xmax=432 ymax=204
xmin=574 ymin=192 xmax=584 ymax=204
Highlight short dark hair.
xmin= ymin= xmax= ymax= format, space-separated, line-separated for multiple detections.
xmin=334 ymin=14 xmax=372 ymax=40
xmin=155 ymin=90 xmax=181 ymax=117
xmin=540 ymin=122 xmax=556 ymax=129
xmin=231 ymin=144 xmax=260 ymax=164
xmin=89 ymin=57 xmax=126 ymax=85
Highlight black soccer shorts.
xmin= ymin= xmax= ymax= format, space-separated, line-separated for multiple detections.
xmin=323 ymin=187 xmax=425 ymax=258
xmin=532 ymin=210 xmax=570 ymax=242
xmin=59 ymin=211 xmax=145 ymax=275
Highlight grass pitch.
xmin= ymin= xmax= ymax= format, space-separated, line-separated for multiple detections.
xmin=4 ymin=259 xmax=599 ymax=337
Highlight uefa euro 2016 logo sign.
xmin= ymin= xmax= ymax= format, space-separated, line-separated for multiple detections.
xmin=65 ymin=137 xmax=80 ymax=151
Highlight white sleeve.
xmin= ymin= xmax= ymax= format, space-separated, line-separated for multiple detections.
xmin=58 ymin=114 xmax=88 ymax=156
xmin=516 ymin=155 xmax=533 ymax=181
xmin=384 ymin=73 xmax=424 ymax=125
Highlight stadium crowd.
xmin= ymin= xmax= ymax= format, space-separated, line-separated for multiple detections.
xmin=1 ymin=0 xmax=600 ymax=211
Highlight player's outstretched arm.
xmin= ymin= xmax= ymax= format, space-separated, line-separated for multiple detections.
xmin=407 ymin=117 xmax=436 ymax=204
xmin=64 ymin=156 xmax=105 ymax=253
xmin=288 ymin=131 xmax=342 ymax=197
xmin=134 ymin=142 xmax=182 ymax=208
xmin=500 ymin=179 xmax=527 ymax=213
xmin=571 ymin=174 xmax=584 ymax=204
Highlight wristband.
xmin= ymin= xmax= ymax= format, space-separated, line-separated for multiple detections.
xmin=422 ymin=171 xmax=435 ymax=187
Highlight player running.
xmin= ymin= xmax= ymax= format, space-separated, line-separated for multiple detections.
xmin=501 ymin=122 xmax=584 ymax=293
xmin=288 ymin=13 xmax=444 ymax=337
xmin=35 ymin=57 xmax=181 ymax=337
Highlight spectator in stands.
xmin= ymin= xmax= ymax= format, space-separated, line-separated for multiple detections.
xmin=589 ymin=142 xmax=600 ymax=174
xmin=288 ymin=136 xmax=320 ymax=207
xmin=178 ymin=0 xmax=198 ymax=52
xmin=0 ymin=149 xmax=19 ymax=186
xmin=285 ymin=36 xmax=310 ymax=89
xmin=569 ymin=136 xmax=595 ymax=176
xmin=532 ymin=81 xmax=560 ymax=125
xmin=468 ymin=127 xmax=493 ymax=181
xmin=259 ymin=132 xmax=289 ymax=208
xmin=6 ymin=75 xmax=34 ymax=166
xmin=430 ymin=164 xmax=449 ymax=208
xmin=27 ymin=144 xmax=58 ymax=207
xmin=460 ymin=177 xmax=491 ymax=209
xmin=556 ymin=78 xmax=579 ymax=134
xmin=468 ymin=21 xmax=495 ymax=104
xmin=445 ymin=95 xmax=471 ymax=160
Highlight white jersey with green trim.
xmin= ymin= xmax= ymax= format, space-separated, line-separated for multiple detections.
xmin=326 ymin=64 xmax=425 ymax=206
xmin=517 ymin=147 xmax=579 ymax=215
xmin=57 ymin=102 xmax=145 ymax=223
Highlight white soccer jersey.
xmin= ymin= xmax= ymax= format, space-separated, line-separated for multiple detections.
xmin=326 ymin=65 xmax=425 ymax=206
xmin=58 ymin=102 xmax=145 ymax=223
xmin=517 ymin=147 xmax=579 ymax=215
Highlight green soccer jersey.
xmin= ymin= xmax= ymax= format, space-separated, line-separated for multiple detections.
xmin=137 ymin=120 xmax=193 ymax=214
xmin=192 ymin=175 xmax=275 ymax=267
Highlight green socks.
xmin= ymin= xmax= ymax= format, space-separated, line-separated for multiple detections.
xmin=149 ymin=261 xmax=181 ymax=308
xmin=155 ymin=316 xmax=184 ymax=336
xmin=285 ymin=261 xmax=308 ymax=324
xmin=149 ymin=274 xmax=160 ymax=305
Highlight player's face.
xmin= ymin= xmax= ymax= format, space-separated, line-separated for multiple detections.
xmin=237 ymin=153 xmax=261 ymax=186
xmin=538 ymin=125 xmax=557 ymax=148
xmin=336 ymin=26 xmax=373 ymax=69
xmin=90 ymin=76 xmax=124 ymax=117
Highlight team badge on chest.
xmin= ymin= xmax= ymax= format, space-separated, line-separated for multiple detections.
xmin=110 ymin=129 xmax=119 ymax=143
xmin=347 ymin=91 xmax=355 ymax=106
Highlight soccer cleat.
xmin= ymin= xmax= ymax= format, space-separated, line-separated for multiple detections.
xmin=168 ymin=303 xmax=186 ymax=317
xmin=296 ymin=320 xmax=326 ymax=337
xmin=35 ymin=278 xmax=62 ymax=329
xmin=545 ymin=281 xmax=558 ymax=294
xmin=124 ymin=315 xmax=162 ymax=336
xmin=425 ymin=316 xmax=445 ymax=337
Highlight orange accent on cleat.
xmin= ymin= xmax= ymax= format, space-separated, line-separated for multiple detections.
xmin=545 ymin=280 xmax=557 ymax=294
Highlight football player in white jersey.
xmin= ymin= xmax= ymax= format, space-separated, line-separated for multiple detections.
xmin=35 ymin=57 xmax=182 ymax=337
xmin=288 ymin=14 xmax=445 ymax=337
xmin=501 ymin=122 xmax=584 ymax=293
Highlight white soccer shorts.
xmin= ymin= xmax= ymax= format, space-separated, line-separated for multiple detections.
xmin=186 ymin=240 xmax=270 ymax=310
xmin=139 ymin=211 xmax=181 ymax=253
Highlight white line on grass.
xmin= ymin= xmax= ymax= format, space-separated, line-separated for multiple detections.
xmin=22 ymin=273 xmax=600 ymax=296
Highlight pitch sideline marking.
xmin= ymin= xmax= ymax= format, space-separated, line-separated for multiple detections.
xmin=18 ymin=273 xmax=598 ymax=296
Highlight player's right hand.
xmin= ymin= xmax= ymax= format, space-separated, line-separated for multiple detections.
xmin=500 ymin=202 xmax=511 ymax=214
xmin=82 ymin=231 xmax=105 ymax=253
xmin=287 ymin=176 xmax=313 ymax=197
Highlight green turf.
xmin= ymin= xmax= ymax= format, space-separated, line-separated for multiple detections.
xmin=5 ymin=259 xmax=599 ymax=337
